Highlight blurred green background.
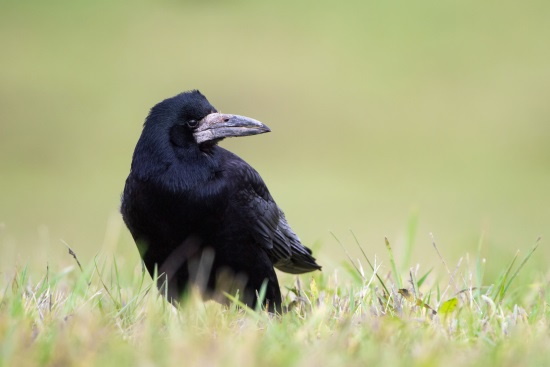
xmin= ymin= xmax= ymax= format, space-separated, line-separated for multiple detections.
xmin=1 ymin=0 xmax=549 ymax=277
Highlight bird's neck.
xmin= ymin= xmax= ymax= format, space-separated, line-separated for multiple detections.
xmin=131 ymin=141 xmax=219 ymax=193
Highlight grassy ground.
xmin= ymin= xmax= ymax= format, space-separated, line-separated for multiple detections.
xmin=1 ymin=232 xmax=547 ymax=367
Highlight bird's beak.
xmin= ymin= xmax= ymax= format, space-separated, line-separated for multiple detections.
xmin=193 ymin=113 xmax=271 ymax=144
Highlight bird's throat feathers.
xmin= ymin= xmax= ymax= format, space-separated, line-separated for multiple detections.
xmin=131 ymin=129 xmax=219 ymax=193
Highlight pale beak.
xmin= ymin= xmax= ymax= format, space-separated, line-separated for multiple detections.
xmin=193 ymin=113 xmax=271 ymax=144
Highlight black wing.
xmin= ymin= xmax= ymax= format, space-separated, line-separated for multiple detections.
xmin=223 ymin=151 xmax=321 ymax=274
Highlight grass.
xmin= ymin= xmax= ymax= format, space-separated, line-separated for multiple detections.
xmin=1 ymin=233 xmax=547 ymax=367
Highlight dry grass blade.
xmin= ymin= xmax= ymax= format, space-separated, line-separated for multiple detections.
xmin=331 ymin=232 xmax=364 ymax=281
xmin=63 ymin=240 xmax=83 ymax=272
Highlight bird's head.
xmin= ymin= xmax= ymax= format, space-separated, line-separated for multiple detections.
xmin=143 ymin=90 xmax=271 ymax=151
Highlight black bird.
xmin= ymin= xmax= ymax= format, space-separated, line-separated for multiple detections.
xmin=121 ymin=90 xmax=321 ymax=311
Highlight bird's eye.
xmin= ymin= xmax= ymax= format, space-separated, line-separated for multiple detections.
xmin=187 ymin=119 xmax=199 ymax=128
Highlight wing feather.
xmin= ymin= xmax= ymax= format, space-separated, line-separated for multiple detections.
xmin=225 ymin=153 xmax=321 ymax=274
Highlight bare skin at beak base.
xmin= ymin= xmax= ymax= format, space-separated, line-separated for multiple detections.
xmin=193 ymin=113 xmax=271 ymax=144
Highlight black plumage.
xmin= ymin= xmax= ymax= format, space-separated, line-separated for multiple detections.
xmin=121 ymin=90 xmax=321 ymax=311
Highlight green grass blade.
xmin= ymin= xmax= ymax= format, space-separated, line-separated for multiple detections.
xmin=385 ymin=237 xmax=402 ymax=289
xmin=350 ymin=230 xmax=390 ymax=296
xmin=495 ymin=250 xmax=519 ymax=302
xmin=416 ymin=268 xmax=433 ymax=288
xmin=502 ymin=238 xmax=540 ymax=298
xmin=255 ymin=279 xmax=269 ymax=312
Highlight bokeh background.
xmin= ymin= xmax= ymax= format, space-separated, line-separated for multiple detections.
xmin=1 ymin=0 xmax=549 ymax=279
